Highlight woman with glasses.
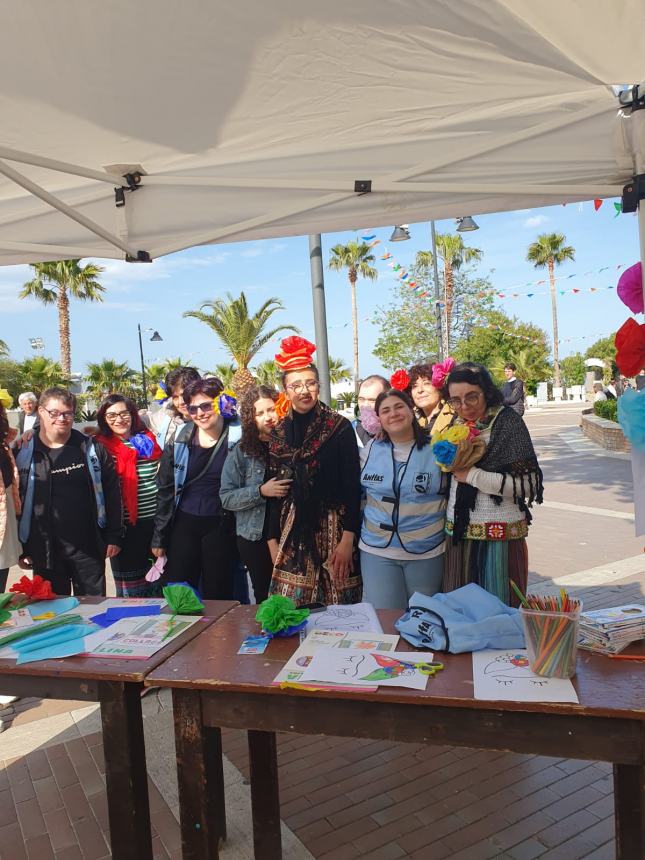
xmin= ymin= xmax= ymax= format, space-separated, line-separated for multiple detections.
xmin=148 ymin=366 xmax=201 ymax=449
xmin=442 ymin=363 xmax=543 ymax=606
xmin=360 ymin=388 xmax=447 ymax=608
xmin=408 ymin=363 xmax=454 ymax=435
xmin=96 ymin=395 xmax=163 ymax=597
xmin=152 ymin=377 xmax=241 ymax=599
xmin=268 ymin=337 xmax=362 ymax=605
xmin=220 ymin=386 xmax=290 ymax=604
xmin=0 ymin=395 xmax=21 ymax=592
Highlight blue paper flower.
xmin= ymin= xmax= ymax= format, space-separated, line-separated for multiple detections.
xmin=218 ymin=393 xmax=238 ymax=419
xmin=432 ymin=439 xmax=458 ymax=467
xmin=130 ymin=433 xmax=155 ymax=458
xmin=618 ymin=388 xmax=645 ymax=451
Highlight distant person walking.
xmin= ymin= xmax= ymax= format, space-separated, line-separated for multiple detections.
xmin=17 ymin=392 xmax=38 ymax=434
xmin=593 ymin=382 xmax=607 ymax=403
xmin=501 ymin=363 xmax=525 ymax=416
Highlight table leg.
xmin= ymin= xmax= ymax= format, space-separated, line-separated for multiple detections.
xmin=248 ymin=729 xmax=282 ymax=860
xmin=614 ymin=762 xmax=645 ymax=860
xmin=173 ymin=688 xmax=226 ymax=859
xmin=99 ymin=681 xmax=152 ymax=860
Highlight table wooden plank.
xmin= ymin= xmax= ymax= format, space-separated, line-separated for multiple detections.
xmin=146 ymin=605 xmax=645 ymax=720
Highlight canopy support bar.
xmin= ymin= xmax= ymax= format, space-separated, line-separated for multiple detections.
xmin=0 ymin=239 xmax=123 ymax=258
xmin=0 ymin=159 xmax=140 ymax=258
xmin=0 ymin=144 xmax=125 ymax=186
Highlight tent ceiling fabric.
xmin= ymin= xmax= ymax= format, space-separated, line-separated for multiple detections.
xmin=0 ymin=0 xmax=642 ymax=265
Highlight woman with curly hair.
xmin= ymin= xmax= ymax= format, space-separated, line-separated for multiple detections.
xmin=0 ymin=394 xmax=21 ymax=592
xmin=220 ymin=385 xmax=291 ymax=604
xmin=407 ymin=362 xmax=454 ymax=435
xmin=95 ymin=394 xmax=163 ymax=597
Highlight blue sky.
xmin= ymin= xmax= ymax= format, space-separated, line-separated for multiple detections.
xmin=0 ymin=199 xmax=640 ymax=377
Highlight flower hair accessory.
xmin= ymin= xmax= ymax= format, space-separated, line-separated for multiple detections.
xmin=212 ymin=389 xmax=238 ymax=418
xmin=431 ymin=357 xmax=456 ymax=389
xmin=390 ymin=369 xmax=410 ymax=391
xmin=274 ymin=336 xmax=316 ymax=372
xmin=153 ymin=381 xmax=169 ymax=404
xmin=274 ymin=392 xmax=290 ymax=421
xmin=0 ymin=388 xmax=13 ymax=409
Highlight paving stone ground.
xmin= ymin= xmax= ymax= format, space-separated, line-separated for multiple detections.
xmin=0 ymin=404 xmax=643 ymax=859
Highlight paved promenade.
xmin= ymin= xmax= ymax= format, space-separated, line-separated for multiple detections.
xmin=0 ymin=404 xmax=642 ymax=859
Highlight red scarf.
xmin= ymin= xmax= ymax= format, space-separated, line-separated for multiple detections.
xmin=96 ymin=431 xmax=162 ymax=525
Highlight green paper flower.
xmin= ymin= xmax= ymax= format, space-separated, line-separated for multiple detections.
xmin=255 ymin=595 xmax=310 ymax=634
xmin=162 ymin=585 xmax=205 ymax=616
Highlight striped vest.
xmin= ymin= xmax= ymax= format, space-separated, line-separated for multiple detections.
xmin=361 ymin=440 xmax=446 ymax=555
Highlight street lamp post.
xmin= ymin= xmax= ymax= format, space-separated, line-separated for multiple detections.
xmin=430 ymin=221 xmax=444 ymax=362
xmin=137 ymin=324 xmax=163 ymax=407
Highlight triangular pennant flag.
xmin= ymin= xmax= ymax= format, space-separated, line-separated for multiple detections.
xmin=572 ymin=288 xmax=580 ymax=293
xmin=361 ymin=234 xmax=376 ymax=241
xmin=368 ymin=239 xmax=380 ymax=247
xmin=593 ymin=199 xmax=603 ymax=211
xmin=393 ymin=263 xmax=401 ymax=271
xmin=527 ymin=293 xmax=534 ymax=297
xmin=614 ymin=201 xmax=622 ymax=217
xmin=381 ymin=252 xmax=392 ymax=260
xmin=560 ymin=291 xmax=565 ymax=295
xmin=589 ymin=287 xmax=597 ymax=292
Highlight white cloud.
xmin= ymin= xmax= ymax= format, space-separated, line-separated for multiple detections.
xmin=240 ymin=246 xmax=263 ymax=258
xmin=523 ymin=215 xmax=549 ymax=228
xmin=269 ymin=243 xmax=287 ymax=254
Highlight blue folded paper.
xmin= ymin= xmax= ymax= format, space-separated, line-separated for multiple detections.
xmin=90 ymin=604 xmax=161 ymax=628
xmin=12 ymin=623 xmax=96 ymax=664
xmin=28 ymin=597 xmax=79 ymax=619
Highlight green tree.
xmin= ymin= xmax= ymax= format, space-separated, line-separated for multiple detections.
xmin=431 ymin=234 xmax=482 ymax=353
xmin=0 ymin=340 xmax=8 ymax=358
xmin=183 ymin=292 xmax=297 ymax=395
xmin=17 ymin=356 xmax=69 ymax=395
xmin=252 ymin=359 xmax=280 ymax=388
xmin=560 ymin=353 xmax=586 ymax=386
xmin=584 ymin=334 xmax=617 ymax=381
xmin=85 ymin=359 xmax=138 ymax=401
xmin=0 ymin=358 xmax=23 ymax=401
xmin=372 ymin=272 xmax=494 ymax=371
xmin=328 ymin=356 xmax=352 ymax=385
xmin=20 ymin=260 xmax=105 ymax=377
xmin=210 ymin=363 xmax=236 ymax=387
xmin=454 ymin=309 xmax=551 ymax=395
xmin=328 ymin=241 xmax=378 ymax=391
xmin=526 ymin=233 xmax=575 ymax=388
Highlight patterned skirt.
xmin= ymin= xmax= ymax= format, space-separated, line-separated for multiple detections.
xmin=269 ymin=504 xmax=362 ymax=606
xmin=109 ymin=518 xmax=160 ymax=598
xmin=442 ymin=535 xmax=528 ymax=607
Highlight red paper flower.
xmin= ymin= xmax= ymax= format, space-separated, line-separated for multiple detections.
xmin=615 ymin=318 xmax=645 ymax=377
xmin=10 ymin=575 xmax=55 ymax=600
xmin=274 ymin=336 xmax=316 ymax=372
xmin=274 ymin=392 xmax=291 ymax=420
xmin=390 ymin=369 xmax=410 ymax=391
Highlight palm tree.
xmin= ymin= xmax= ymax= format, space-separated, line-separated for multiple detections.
xmin=183 ymin=292 xmax=297 ymax=395
xmin=0 ymin=340 xmax=8 ymax=358
xmin=210 ymin=363 xmax=236 ymax=387
xmin=526 ymin=233 xmax=575 ymax=387
xmin=145 ymin=357 xmax=194 ymax=395
xmin=328 ymin=242 xmax=378 ymax=392
xmin=252 ymin=359 xmax=280 ymax=388
xmin=20 ymin=260 xmax=105 ymax=377
xmin=433 ymin=235 xmax=482 ymax=354
xmin=328 ymin=356 xmax=351 ymax=385
xmin=85 ymin=359 xmax=138 ymax=401
xmin=18 ymin=357 xmax=69 ymax=395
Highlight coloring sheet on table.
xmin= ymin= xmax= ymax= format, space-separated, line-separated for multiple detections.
xmin=305 ymin=602 xmax=382 ymax=634
xmin=272 ymin=630 xmax=398 ymax=689
xmin=299 ymin=649 xmax=433 ymax=690
xmin=84 ymin=615 xmax=199 ymax=659
xmin=75 ymin=597 xmax=166 ymax=620
xmin=472 ymin=650 xmax=579 ymax=703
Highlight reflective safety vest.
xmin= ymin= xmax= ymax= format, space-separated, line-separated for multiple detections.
xmin=361 ymin=440 xmax=446 ymax=554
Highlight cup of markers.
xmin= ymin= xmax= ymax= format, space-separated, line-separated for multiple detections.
xmin=512 ymin=583 xmax=582 ymax=679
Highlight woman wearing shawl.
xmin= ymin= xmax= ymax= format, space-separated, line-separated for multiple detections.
xmin=96 ymin=395 xmax=163 ymax=596
xmin=405 ymin=359 xmax=455 ymax=435
xmin=268 ymin=337 xmax=362 ymax=605
xmin=439 ymin=363 xmax=543 ymax=606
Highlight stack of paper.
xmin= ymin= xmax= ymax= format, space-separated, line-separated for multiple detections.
xmin=578 ymin=605 xmax=645 ymax=655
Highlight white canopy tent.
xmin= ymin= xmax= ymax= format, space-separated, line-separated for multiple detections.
xmin=0 ymin=0 xmax=643 ymax=269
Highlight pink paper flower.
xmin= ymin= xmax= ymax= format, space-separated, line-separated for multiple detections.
xmin=431 ymin=357 xmax=456 ymax=389
xmin=145 ymin=556 xmax=166 ymax=582
xmin=617 ymin=262 xmax=644 ymax=315
xmin=360 ymin=406 xmax=382 ymax=435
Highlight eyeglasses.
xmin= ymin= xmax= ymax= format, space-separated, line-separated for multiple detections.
xmin=447 ymin=392 xmax=482 ymax=410
xmin=41 ymin=408 xmax=74 ymax=421
xmin=285 ymin=380 xmax=319 ymax=394
xmin=105 ymin=410 xmax=131 ymax=422
xmin=187 ymin=401 xmax=214 ymax=416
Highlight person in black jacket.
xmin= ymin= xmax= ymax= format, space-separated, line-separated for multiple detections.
xmin=502 ymin=363 xmax=525 ymax=417
xmin=16 ymin=388 xmax=122 ymax=596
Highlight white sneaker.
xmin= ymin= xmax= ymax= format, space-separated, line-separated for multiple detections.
xmin=0 ymin=695 xmax=18 ymax=705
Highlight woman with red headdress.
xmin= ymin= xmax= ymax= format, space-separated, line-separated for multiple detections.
xmin=268 ymin=337 xmax=362 ymax=605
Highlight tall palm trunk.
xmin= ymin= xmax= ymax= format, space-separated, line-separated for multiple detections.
xmin=443 ymin=262 xmax=454 ymax=355
xmin=58 ymin=283 xmax=71 ymax=377
xmin=547 ymin=258 xmax=561 ymax=388
xmin=349 ymin=268 xmax=359 ymax=393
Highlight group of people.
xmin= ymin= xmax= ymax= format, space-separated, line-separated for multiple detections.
xmin=0 ymin=336 xmax=543 ymax=612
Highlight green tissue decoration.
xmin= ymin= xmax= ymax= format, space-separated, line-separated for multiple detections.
xmin=0 ymin=614 xmax=83 ymax=649
xmin=162 ymin=585 xmax=205 ymax=616
xmin=255 ymin=595 xmax=310 ymax=634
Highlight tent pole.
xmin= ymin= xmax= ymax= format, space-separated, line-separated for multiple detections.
xmin=430 ymin=221 xmax=444 ymax=361
xmin=0 ymin=145 xmax=124 ymax=185
xmin=309 ymin=234 xmax=332 ymax=406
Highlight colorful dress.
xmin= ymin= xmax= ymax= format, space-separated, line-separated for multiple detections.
xmin=442 ymin=406 xmax=543 ymax=606
xmin=269 ymin=402 xmax=362 ymax=605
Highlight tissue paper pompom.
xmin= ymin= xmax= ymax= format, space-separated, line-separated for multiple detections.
xmin=617 ymin=388 xmax=645 ymax=451
xmin=390 ymin=369 xmax=410 ymax=391
xmin=274 ymin=392 xmax=291 ymax=420
xmin=10 ymin=575 xmax=55 ymax=600
xmin=255 ymin=594 xmax=310 ymax=635
xmin=359 ymin=406 xmax=381 ymax=436
xmin=615 ymin=318 xmax=645 ymax=377
xmin=617 ymin=263 xmax=644 ymax=315
xmin=431 ymin=357 xmax=456 ymax=389
xmin=432 ymin=440 xmax=458 ymax=470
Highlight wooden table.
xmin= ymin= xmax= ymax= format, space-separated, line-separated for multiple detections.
xmin=147 ymin=606 xmax=645 ymax=860
xmin=0 ymin=598 xmax=238 ymax=860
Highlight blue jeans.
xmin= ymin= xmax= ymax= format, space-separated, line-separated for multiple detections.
xmin=360 ymin=550 xmax=444 ymax=609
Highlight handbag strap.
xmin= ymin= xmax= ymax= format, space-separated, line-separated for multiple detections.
xmin=181 ymin=427 xmax=229 ymax=493
xmin=408 ymin=605 xmax=451 ymax=652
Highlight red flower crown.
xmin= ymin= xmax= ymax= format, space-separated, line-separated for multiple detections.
xmin=275 ymin=336 xmax=316 ymax=372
